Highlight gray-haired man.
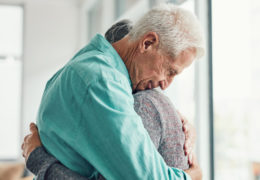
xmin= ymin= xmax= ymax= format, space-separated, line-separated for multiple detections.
xmin=22 ymin=4 xmax=203 ymax=180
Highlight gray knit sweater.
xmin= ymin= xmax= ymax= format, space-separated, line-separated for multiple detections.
xmin=26 ymin=89 xmax=189 ymax=179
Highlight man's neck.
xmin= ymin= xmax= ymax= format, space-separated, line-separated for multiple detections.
xmin=112 ymin=36 xmax=139 ymax=87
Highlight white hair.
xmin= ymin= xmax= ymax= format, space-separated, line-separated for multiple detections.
xmin=128 ymin=3 xmax=205 ymax=59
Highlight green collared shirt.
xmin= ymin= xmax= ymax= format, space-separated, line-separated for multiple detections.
xmin=37 ymin=34 xmax=191 ymax=180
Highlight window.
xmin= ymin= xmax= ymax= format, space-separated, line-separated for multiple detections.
xmin=213 ymin=0 xmax=260 ymax=179
xmin=165 ymin=0 xmax=196 ymax=124
xmin=87 ymin=0 xmax=104 ymax=40
xmin=0 ymin=5 xmax=23 ymax=159
xmin=114 ymin=0 xmax=140 ymax=18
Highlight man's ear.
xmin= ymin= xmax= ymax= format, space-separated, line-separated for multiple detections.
xmin=140 ymin=32 xmax=159 ymax=53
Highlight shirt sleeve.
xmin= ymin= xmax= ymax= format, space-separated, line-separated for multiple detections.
xmin=74 ymin=78 xmax=191 ymax=180
xmin=26 ymin=146 xmax=91 ymax=180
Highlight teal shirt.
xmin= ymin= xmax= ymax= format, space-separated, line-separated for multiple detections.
xmin=37 ymin=34 xmax=191 ymax=180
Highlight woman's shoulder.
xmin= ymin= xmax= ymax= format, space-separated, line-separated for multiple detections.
xmin=133 ymin=89 xmax=177 ymax=114
xmin=133 ymin=89 xmax=168 ymax=102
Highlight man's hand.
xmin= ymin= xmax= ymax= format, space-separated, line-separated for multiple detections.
xmin=185 ymin=154 xmax=202 ymax=180
xmin=178 ymin=111 xmax=196 ymax=165
xmin=21 ymin=123 xmax=42 ymax=161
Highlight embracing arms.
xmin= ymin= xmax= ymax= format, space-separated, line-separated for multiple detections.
xmin=23 ymin=119 xmax=200 ymax=180
xmin=22 ymin=74 xmax=201 ymax=179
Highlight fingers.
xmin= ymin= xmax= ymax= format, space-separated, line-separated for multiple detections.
xmin=190 ymin=153 xmax=198 ymax=167
xmin=30 ymin=123 xmax=38 ymax=133
xmin=184 ymin=139 xmax=191 ymax=155
xmin=21 ymin=123 xmax=40 ymax=162
xmin=182 ymin=121 xmax=188 ymax=132
xmin=181 ymin=114 xmax=194 ymax=158
xmin=22 ymin=150 xmax=26 ymax=158
xmin=183 ymin=122 xmax=196 ymax=143
xmin=187 ymin=152 xmax=197 ymax=166
xmin=24 ymin=134 xmax=30 ymax=143
xmin=177 ymin=110 xmax=181 ymax=118
xmin=188 ymin=153 xmax=193 ymax=165
xmin=185 ymin=154 xmax=202 ymax=180
xmin=21 ymin=142 xmax=24 ymax=150
xmin=177 ymin=110 xmax=187 ymax=123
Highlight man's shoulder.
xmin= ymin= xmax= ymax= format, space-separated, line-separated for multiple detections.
xmin=67 ymin=53 xmax=129 ymax=87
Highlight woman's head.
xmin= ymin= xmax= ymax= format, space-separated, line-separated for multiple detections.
xmin=105 ymin=19 xmax=133 ymax=44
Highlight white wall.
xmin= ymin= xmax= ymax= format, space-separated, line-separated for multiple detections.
xmin=21 ymin=0 xmax=81 ymax=139
xmin=0 ymin=0 xmax=82 ymax=148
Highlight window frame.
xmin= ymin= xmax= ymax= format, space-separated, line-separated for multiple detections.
xmin=194 ymin=0 xmax=214 ymax=179
xmin=0 ymin=3 xmax=24 ymax=161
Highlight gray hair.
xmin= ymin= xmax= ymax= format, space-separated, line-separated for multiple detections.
xmin=128 ymin=4 xmax=205 ymax=59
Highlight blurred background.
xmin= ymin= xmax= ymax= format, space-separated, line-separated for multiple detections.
xmin=0 ymin=0 xmax=260 ymax=179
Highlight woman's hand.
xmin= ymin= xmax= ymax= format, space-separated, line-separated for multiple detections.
xmin=21 ymin=123 xmax=42 ymax=161
xmin=185 ymin=153 xmax=202 ymax=180
xmin=178 ymin=111 xmax=196 ymax=165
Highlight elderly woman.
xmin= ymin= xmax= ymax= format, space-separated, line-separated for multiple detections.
xmin=23 ymin=4 xmax=204 ymax=180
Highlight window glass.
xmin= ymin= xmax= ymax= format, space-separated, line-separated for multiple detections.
xmin=165 ymin=0 xmax=196 ymax=124
xmin=88 ymin=0 xmax=104 ymax=40
xmin=115 ymin=0 xmax=140 ymax=18
xmin=0 ymin=5 xmax=23 ymax=159
xmin=213 ymin=0 xmax=260 ymax=179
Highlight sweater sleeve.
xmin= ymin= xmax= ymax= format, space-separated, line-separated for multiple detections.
xmin=133 ymin=90 xmax=189 ymax=170
xmin=155 ymin=93 xmax=189 ymax=170
xmin=133 ymin=93 xmax=163 ymax=149
xmin=26 ymin=146 xmax=91 ymax=180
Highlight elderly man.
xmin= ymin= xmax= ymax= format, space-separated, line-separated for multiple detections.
xmin=23 ymin=4 xmax=204 ymax=180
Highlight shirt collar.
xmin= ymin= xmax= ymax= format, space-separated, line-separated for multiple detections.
xmin=90 ymin=34 xmax=132 ymax=87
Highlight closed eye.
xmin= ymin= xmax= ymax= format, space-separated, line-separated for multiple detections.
xmin=168 ymin=68 xmax=177 ymax=77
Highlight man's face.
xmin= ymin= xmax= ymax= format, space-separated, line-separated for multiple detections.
xmin=131 ymin=48 xmax=196 ymax=92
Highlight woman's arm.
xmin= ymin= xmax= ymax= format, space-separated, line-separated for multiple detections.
xmin=134 ymin=90 xmax=190 ymax=170
xmin=27 ymin=146 xmax=91 ymax=180
xmin=22 ymin=93 xmax=198 ymax=179
xmin=23 ymin=124 xmax=92 ymax=180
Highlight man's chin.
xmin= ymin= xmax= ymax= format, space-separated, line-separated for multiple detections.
xmin=132 ymin=86 xmax=144 ymax=94
xmin=132 ymin=88 xmax=141 ymax=94
xmin=133 ymin=81 xmax=151 ymax=93
xmin=132 ymin=83 xmax=141 ymax=93
xmin=134 ymin=87 xmax=153 ymax=94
